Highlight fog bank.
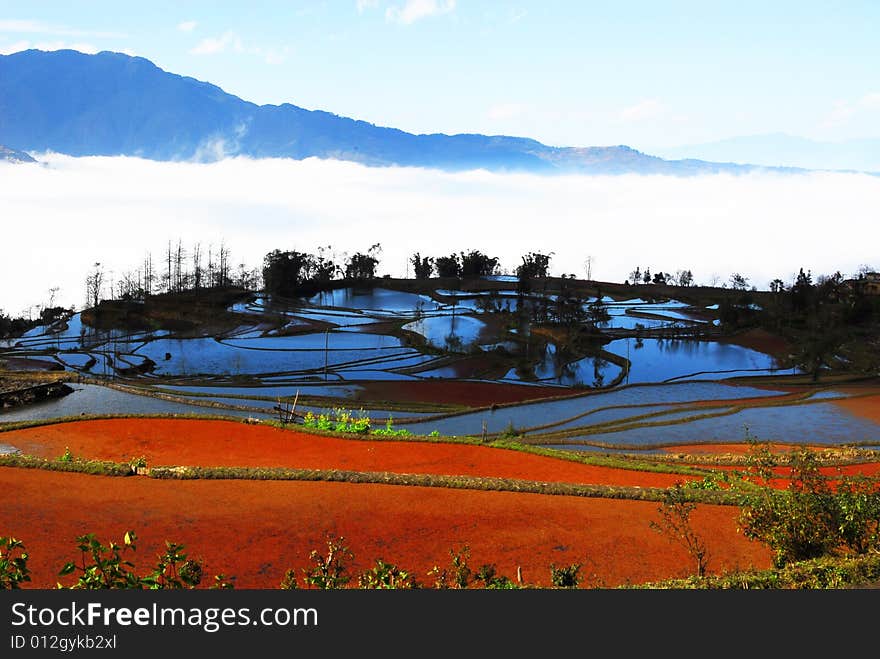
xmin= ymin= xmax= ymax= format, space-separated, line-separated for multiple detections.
xmin=1 ymin=154 xmax=878 ymax=315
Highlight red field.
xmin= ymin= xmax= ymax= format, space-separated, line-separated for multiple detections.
xmin=0 ymin=418 xmax=783 ymax=588
xmin=1 ymin=467 xmax=768 ymax=589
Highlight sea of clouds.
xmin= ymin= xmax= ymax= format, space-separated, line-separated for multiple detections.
xmin=1 ymin=153 xmax=878 ymax=316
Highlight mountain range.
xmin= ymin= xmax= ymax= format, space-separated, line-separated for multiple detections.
xmin=0 ymin=48 xmax=830 ymax=175
xmin=656 ymin=133 xmax=880 ymax=173
xmin=0 ymin=143 xmax=36 ymax=163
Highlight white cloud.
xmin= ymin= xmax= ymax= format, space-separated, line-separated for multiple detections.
xmin=486 ymin=103 xmax=526 ymax=121
xmin=861 ymin=92 xmax=880 ymax=111
xmin=0 ymin=39 xmax=99 ymax=54
xmin=508 ymin=9 xmax=528 ymax=23
xmin=385 ymin=0 xmax=456 ymax=25
xmin=190 ymin=31 xmax=244 ymax=55
xmin=0 ymin=39 xmax=29 ymax=54
xmin=619 ymin=99 xmax=666 ymax=122
xmin=0 ymin=19 xmax=125 ymax=38
xmin=253 ymin=45 xmax=290 ymax=65
xmin=1 ymin=154 xmax=878 ymax=317
xmin=177 ymin=20 xmax=198 ymax=33
xmin=356 ymin=0 xmax=380 ymax=13
xmin=189 ymin=32 xmax=287 ymax=63
xmin=821 ymin=92 xmax=880 ymax=129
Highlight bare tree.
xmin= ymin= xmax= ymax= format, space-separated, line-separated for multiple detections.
xmin=650 ymin=483 xmax=709 ymax=577
xmin=192 ymin=242 xmax=203 ymax=291
xmin=85 ymin=262 xmax=105 ymax=309
xmin=142 ymin=252 xmax=154 ymax=297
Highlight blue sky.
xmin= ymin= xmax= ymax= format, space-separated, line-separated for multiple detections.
xmin=1 ymin=1 xmax=879 ymax=149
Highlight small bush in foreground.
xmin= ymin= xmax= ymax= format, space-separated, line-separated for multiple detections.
xmin=0 ymin=537 xmax=30 ymax=589
xmin=302 ymin=535 xmax=354 ymax=589
xmin=651 ymin=482 xmax=709 ymax=577
xmin=428 ymin=545 xmax=473 ymax=589
xmin=57 ymin=530 xmax=226 ymax=590
xmin=358 ymin=559 xmax=419 ymax=589
xmin=549 ymin=563 xmax=581 ymax=589
xmin=737 ymin=443 xmax=880 ymax=567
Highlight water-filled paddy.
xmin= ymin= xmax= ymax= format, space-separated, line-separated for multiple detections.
xmin=133 ymin=337 xmax=412 ymax=375
xmin=542 ymin=401 xmax=880 ymax=448
xmin=399 ymin=382 xmax=787 ymax=436
xmin=607 ymin=338 xmax=782 ymax=383
xmin=154 ymin=383 xmax=365 ymax=399
xmin=309 ymin=287 xmax=438 ymax=313
xmin=402 ymin=315 xmax=487 ymax=349
xmin=0 ymin=384 xmax=268 ymax=422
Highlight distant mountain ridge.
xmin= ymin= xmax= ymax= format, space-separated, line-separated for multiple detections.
xmin=0 ymin=49 xmax=809 ymax=175
xmin=656 ymin=133 xmax=880 ymax=173
xmin=0 ymin=143 xmax=36 ymax=163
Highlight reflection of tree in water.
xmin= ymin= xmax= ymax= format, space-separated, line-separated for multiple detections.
xmin=592 ymin=355 xmax=607 ymax=388
xmin=557 ymin=359 xmax=577 ymax=385
xmin=443 ymin=332 xmax=464 ymax=353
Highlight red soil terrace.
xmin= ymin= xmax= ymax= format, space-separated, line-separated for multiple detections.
xmin=0 ymin=468 xmax=769 ymax=589
xmin=1 ymin=418 xmax=698 ymax=489
xmin=355 ymin=379 xmax=570 ymax=406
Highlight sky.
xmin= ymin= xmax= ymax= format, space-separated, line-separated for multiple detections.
xmin=1 ymin=1 xmax=879 ymax=150
xmin=1 ymin=2 xmax=879 ymax=316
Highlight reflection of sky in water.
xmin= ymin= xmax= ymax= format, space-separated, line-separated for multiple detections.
xmin=503 ymin=344 xmax=622 ymax=387
xmin=155 ymin=383 xmax=365 ymax=399
xmin=607 ymin=338 xmax=779 ymax=383
xmin=135 ymin=337 xmax=411 ymax=375
xmin=550 ymin=402 xmax=880 ymax=447
xmin=309 ymin=288 xmax=438 ymax=312
xmin=400 ymin=381 xmax=785 ymax=436
xmin=402 ymin=315 xmax=486 ymax=349
xmin=0 ymin=384 xmax=268 ymax=422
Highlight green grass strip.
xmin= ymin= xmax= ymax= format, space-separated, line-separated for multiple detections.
xmin=0 ymin=453 xmax=134 ymax=476
xmin=628 ymin=552 xmax=880 ymax=589
xmin=145 ymin=464 xmax=741 ymax=505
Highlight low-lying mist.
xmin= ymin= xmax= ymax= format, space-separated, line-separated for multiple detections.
xmin=2 ymin=153 xmax=878 ymax=316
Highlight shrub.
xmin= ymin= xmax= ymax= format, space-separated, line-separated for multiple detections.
xmin=549 ymin=562 xmax=581 ymax=588
xmin=0 ymin=537 xmax=30 ymax=589
xmin=302 ymin=535 xmax=353 ymax=589
xmin=58 ymin=530 xmax=143 ymax=589
xmin=358 ymin=559 xmax=419 ymax=589
xmin=499 ymin=422 xmax=521 ymax=440
xmin=429 ymin=545 xmax=472 ymax=589
xmin=650 ymin=482 xmax=709 ymax=577
xmin=304 ymin=408 xmax=371 ymax=434
xmin=279 ymin=568 xmax=299 ymax=589
xmin=736 ymin=444 xmax=880 ymax=567
xmin=834 ymin=475 xmax=880 ymax=555
xmin=56 ymin=530 xmax=222 ymax=590
xmin=371 ymin=416 xmax=412 ymax=437
xmin=128 ymin=455 xmax=148 ymax=469
xmin=474 ymin=563 xmax=518 ymax=589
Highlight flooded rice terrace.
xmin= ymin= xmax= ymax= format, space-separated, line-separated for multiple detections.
xmin=4 ymin=280 xmax=874 ymax=450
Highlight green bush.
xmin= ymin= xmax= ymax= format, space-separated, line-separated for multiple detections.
xmin=303 ymin=408 xmax=372 ymax=434
xmin=738 ymin=443 xmax=880 ymax=567
xmin=302 ymin=535 xmax=353 ymax=589
xmin=428 ymin=545 xmax=473 ymax=589
xmin=358 ymin=559 xmax=419 ymax=589
xmin=650 ymin=483 xmax=709 ymax=577
xmin=56 ymin=530 xmax=223 ymax=590
xmin=0 ymin=537 xmax=30 ymax=589
xmin=371 ymin=416 xmax=412 ymax=437
xmin=549 ymin=562 xmax=581 ymax=588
